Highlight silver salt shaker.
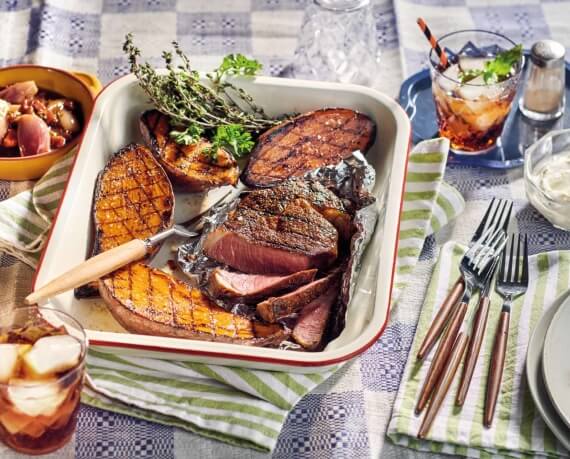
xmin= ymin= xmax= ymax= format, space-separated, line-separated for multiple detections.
xmin=519 ymin=39 xmax=566 ymax=121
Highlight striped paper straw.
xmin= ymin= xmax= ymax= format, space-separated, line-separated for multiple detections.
xmin=417 ymin=18 xmax=449 ymax=69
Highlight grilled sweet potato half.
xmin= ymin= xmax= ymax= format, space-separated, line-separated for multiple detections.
xmin=140 ymin=110 xmax=239 ymax=192
xmin=75 ymin=143 xmax=174 ymax=298
xmin=99 ymin=262 xmax=288 ymax=346
xmin=242 ymin=108 xmax=376 ymax=187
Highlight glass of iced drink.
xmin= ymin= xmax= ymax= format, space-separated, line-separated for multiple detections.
xmin=0 ymin=307 xmax=86 ymax=455
xmin=429 ymin=30 xmax=523 ymax=154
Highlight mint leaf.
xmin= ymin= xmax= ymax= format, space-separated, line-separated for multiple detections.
xmin=458 ymin=44 xmax=522 ymax=85
xmin=484 ymin=44 xmax=523 ymax=82
xmin=459 ymin=69 xmax=483 ymax=84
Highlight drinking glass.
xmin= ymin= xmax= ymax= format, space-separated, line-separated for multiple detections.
xmin=0 ymin=306 xmax=87 ymax=455
xmin=429 ymin=30 xmax=523 ymax=154
xmin=285 ymin=0 xmax=381 ymax=86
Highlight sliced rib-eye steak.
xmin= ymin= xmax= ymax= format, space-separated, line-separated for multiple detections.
xmin=207 ymin=268 xmax=317 ymax=302
xmin=292 ymin=288 xmax=338 ymax=350
xmin=238 ymin=179 xmax=352 ymax=240
xmin=203 ymin=197 xmax=339 ymax=275
xmin=243 ymin=108 xmax=376 ymax=188
xmin=256 ymin=273 xmax=337 ymax=323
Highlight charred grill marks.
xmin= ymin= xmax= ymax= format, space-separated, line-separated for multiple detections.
xmin=243 ymin=108 xmax=376 ymax=187
xmin=100 ymin=263 xmax=286 ymax=344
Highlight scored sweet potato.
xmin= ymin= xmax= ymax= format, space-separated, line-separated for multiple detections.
xmin=74 ymin=143 xmax=174 ymax=298
xmin=242 ymin=108 xmax=376 ymax=188
xmin=99 ymin=262 xmax=288 ymax=346
xmin=140 ymin=110 xmax=239 ymax=192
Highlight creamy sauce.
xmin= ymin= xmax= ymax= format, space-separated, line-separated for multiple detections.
xmin=536 ymin=151 xmax=570 ymax=203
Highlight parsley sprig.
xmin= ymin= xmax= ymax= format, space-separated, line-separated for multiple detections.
xmin=169 ymin=124 xmax=204 ymax=145
xmin=459 ymin=44 xmax=522 ymax=84
xmin=212 ymin=54 xmax=263 ymax=82
xmin=206 ymin=124 xmax=255 ymax=160
xmin=123 ymin=34 xmax=280 ymax=160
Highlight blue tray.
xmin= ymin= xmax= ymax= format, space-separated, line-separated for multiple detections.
xmin=398 ymin=52 xmax=570 ymax=169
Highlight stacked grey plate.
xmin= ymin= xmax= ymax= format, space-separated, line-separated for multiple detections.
xmin=526 ymin=291 xmax=570 ymax=449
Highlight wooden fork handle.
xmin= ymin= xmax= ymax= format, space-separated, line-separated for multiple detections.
xmin=418 ymin=331 xmax=469 ymax=439
xmin=456 ymin=296 xmax=491 ymax=406
xmin=415 ymin=300 xmax=468 ymax=414
xmin=484 ymin=310 xmax=510 ymax=428
xmin=25 ymin=239 xmax=148 ymax=305
xmin=417 ymin=277 xmax=464 ymax=360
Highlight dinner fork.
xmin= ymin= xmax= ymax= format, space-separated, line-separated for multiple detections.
xmin=484 ymin=233 xmax=528 ymax=428
xmin=416 ymin=199 xmax=513 ymax=360
xmin=415 ymin=227 xmax=507 ymax=414
xmin=417 ymin=254 xmax=504 ymax=439
xmin=455 ymin=254 xmax=500 ymax=406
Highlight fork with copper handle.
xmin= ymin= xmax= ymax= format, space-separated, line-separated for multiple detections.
xmin=415 ymin=227 xmax=507 ymax=414
xmin=418 ymin=247 xmax=505 ymax=439
xmin=416 ymin=199 xmax=512 ymax=361
xmin=484 ymin=234 xmax=528 ymax=427
xmin=455 ymin=257 xmax=500 ymax=406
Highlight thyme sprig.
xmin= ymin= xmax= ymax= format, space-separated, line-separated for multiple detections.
xmin=123 ymin=34 xmax=279 ymax=159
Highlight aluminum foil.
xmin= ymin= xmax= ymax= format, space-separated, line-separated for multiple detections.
xmin=177 ymin=151 xmax=378 ymax=346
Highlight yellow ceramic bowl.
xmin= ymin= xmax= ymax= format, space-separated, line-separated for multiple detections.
xmin=0 ymin=65 xmax=100 ymax=181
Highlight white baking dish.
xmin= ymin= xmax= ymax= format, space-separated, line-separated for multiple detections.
xmin=33 ymin=74 xmax=410 ymax=373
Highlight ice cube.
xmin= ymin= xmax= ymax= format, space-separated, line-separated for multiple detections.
xmin=458 ymin=57 xmax=490 ymax=73
xmin=462 ymin=101 xmax=505 ymax=132
xmin=456 ymin=76 xmax=503 ymax=100
xmin=438 ymin=63 xmax=461 ymax=93
xmin=23 ymin=335 xmax=81 ymax=377
xmin=0 ymin=344 xmax=30 ymax=383
xmin=41 ymin=388 xmax=79 ymax=430
xmin=7 ymin=378 xmax=69 ymax=417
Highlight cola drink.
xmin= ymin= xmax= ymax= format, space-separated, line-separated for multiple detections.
xmin=0 ymin=307 xmax=86 ymax=455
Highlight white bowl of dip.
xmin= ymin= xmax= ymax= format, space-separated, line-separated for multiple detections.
xmin=525 ymin=129 xmax=570 ymax=231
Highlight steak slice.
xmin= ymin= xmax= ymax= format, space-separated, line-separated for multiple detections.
xmin=99 ymin=262 xmax=287 ymax=346
xmin=243 ymin=108 xmax=376 ymax=188
xmin=256 ymin=273 xmax=337 ymax=323
xmin=140 ymin=110 xmax=239 ymax=192
xmin=207 ymin=268 xmax=317 ymax=302
xmin=203 ymin=198 xmax=338 ymax=274
xmin=75 ymin=143 xmax=174 ymax=298
xmin=292 ymin=288 xmax=338 ymax=350
xmin=238 ymin=179 xmax=352 ymax=240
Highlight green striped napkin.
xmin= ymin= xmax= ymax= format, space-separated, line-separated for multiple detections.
xmin=0 ymin=150 xmax=75 ymax=266
xmin=388 ymin=243 xmax=570 ymax=458
xmin=0 ymin=138 xmax=464 ymax=452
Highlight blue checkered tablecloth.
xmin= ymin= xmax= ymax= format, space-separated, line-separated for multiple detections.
xmin=1 ymin=1 xmax=570 ymax=458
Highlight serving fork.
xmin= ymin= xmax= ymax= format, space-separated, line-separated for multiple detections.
xmin=415 ymin=227 xmax=508 ymax=414
xmin=416 ymin=199 xmax=513 ymax=361
xmin=484 ymin=233 xmax=528 ymax=427
xmin=24 ymin=188 xmax=238 ymax=305
xmin=418 ymin=254 xmax=503 ymax=439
